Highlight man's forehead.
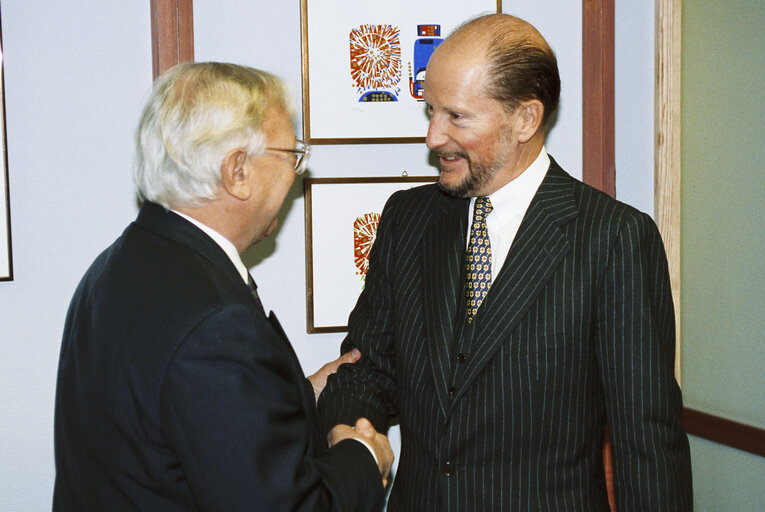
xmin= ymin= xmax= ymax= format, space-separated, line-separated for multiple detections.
xmin=425 ymin=54 xmax=489 ymax=98
xmin=430 ymin=34 xmax=487 ymax=66
xmin=263 ymin=107 xmax=295 ymax=140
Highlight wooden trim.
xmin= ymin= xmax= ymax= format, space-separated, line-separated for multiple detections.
xmin=303 ymin=137 xmax=425 ymax=146
xmin=683 ymin=408 xmax=765 ymax=458
xmin=583 ymin=3 xmax=616 ymax=510
xmin=655 ymin=0 xmax=682 ymax=383
xmin=299 ymin=0 xmax=310 ymax=141
xmin=0 ymin=22 xmax=13 ymax=282
xmin=582 ymin=0 xmax=615 ymax=197
xmin=150 ymin=0 xmax=195 ymax=80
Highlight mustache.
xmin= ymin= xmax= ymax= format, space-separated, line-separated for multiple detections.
xmin=433 ymin=149 xmax=468 ymax=159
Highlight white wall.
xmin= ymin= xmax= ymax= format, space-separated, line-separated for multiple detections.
xmin=0 ymin=2 xmax=152 ymax=510
xmin=0 ymin=1 xmax=655 ymax=509
xmin=615 ymin=0 xmax=655 ymax=215
xmin=505 ymin=1 xmax=583 ymax=180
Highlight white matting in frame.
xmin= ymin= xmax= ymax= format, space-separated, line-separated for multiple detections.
xmin=304 ymin=176 xmax=437 ymax=333
xmin=301 ymin=0 xmax=501 ymax=144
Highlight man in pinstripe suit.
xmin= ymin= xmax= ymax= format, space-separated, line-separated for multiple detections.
xmin=319 ymin=14 xmax=692 ymax=511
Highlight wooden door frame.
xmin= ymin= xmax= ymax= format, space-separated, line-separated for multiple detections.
xmin=655 ymin=0 xmax=682 ymax=382
xmin=150 ymin=0 xmax=194 ymax=80
xmin=582 ymin=0 xmax=615 ymax=197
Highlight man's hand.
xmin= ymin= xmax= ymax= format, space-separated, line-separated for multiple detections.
xmin=328 ymin=418 xmax=394 ymax=487
xmin=307 ymin=348 xmax=361 ymax=403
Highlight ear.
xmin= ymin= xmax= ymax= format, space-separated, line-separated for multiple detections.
xmin=220 ymin=148 xmax=252 ymax=201
xmin=514 ymin=99 xmax=544 ymax=143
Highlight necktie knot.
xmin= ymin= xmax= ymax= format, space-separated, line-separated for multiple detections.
xmin=474 ymin=196 xmax=493 ymax=217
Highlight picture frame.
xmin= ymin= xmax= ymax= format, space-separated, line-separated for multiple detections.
xmin=304 ymin=176 xmax=438 ymax=332
xmin=0 ymin=25 xmax=13 ymax=282
xmin=300 ymin=0 xmax=502 ymax=145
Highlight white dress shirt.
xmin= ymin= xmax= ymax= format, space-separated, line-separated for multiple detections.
xmin=466 ymin=147 xmax=550 ymax=279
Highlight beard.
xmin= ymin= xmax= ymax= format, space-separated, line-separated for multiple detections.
xmin=435 ymin=129 xmax=513 ymax=197
xmin=437 ymin=156 xmax=492 ymax=197
xmin=436 ymin=150 xmax=506 ymax=198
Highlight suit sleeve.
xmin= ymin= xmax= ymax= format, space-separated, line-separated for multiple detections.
xmin=318 ymin=193 xmax=403 ymax=435
xmin=159 ymin=305 xmax=384 ymax=512
xmin=595 ymin=211 xmax=693 ymax=510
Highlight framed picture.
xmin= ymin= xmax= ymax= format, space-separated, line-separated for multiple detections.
xmin=304 ymin=176 xmax=438 ymax=332
xmin=0 ymin=26 xmax=12 ymax=282
xmin=300 ymin=0 xmax=502 ymax=144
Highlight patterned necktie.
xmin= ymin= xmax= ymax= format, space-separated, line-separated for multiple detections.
xmin=247 ymin=274 xmax=266 ymax=315
xmin=465 ymin=196 xmax=493 ymax=322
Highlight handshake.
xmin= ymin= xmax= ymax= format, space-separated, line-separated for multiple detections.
xmin=329 ymin=418 xmax=394 ymax=487
xmin=308 ymin=348 xmax=394 ymax=486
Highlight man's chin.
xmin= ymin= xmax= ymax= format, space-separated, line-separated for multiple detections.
xmin=437 ymin=174 xmax=470 ymax=198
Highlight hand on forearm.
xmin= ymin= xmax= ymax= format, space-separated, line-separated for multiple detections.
xmin=307 ymin=348 xmax=361 ymax=403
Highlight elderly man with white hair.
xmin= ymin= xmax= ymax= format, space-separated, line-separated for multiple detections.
xmin=53 ymin=62 xmax=392 ymax=512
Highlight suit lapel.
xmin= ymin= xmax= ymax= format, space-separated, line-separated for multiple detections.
xmin=451 ymin=163 xmax=579 ymax=398
xmin=135 ymin=202 xmax=248 ymax=293
xmin=422 ymin=193 xmax=469 ymax=415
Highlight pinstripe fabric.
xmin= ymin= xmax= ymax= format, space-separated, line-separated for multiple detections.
xmin=319 ymin=159 xmax=692 ymax=511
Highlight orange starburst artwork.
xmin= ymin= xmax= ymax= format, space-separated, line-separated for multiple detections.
xmin=349 ymin=24 xmax=401 ymax=90
xmin=353 ymin=212 xmax=381 ymax=279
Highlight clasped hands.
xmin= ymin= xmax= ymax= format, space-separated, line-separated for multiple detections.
xmin=329 ymin=418 xmax=394 ymax=487
xmin=307 ymin=349 xmax=393 ymax=486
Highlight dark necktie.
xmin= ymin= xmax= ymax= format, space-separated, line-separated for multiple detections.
xmin=465 ymin=196 xmax=493 ymax=322
xmin=247 ymin=274 xmax=266 ymax=315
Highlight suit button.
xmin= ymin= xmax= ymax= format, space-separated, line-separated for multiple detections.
xmin=441 ymin=460 xmax=453 ymax=476
xmin=448 ymin=386 xmax=456 ymax=398
xmin=455 ymin=353 xmax=466 ymax=363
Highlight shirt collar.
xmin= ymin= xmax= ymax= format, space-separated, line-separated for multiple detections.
xmin=170 ymin=209 xmax=250 ymax=285
xmin=485 ymin=146 xmax=550 ymax=225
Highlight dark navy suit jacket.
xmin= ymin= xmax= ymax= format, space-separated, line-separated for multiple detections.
xmin=319 ymin=159 xmax=692 ymax=511
xmin=54 ymin=201 xmax=382 ymax=511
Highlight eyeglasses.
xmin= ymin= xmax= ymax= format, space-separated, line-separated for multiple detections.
xmin=266 ymin=139 xmax=312 ymax=175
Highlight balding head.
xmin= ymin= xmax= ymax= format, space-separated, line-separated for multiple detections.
xmin=432 ymin=14 xmax=560 ymax=128
xmin=446 ymin=13 xmax=548 ymax=49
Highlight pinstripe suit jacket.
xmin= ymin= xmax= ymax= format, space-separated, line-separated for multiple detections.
xmin=319 ymin=159 xmax=692 ymax=511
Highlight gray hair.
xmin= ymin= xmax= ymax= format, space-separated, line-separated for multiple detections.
xmin=485 ymin=37 xmax=560 ymax=128
xmin=134 ymin=62 xmax=292 ymax=208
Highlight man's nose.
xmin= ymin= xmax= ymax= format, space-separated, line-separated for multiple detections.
xmin=425 ymin=117 xmax=447 ymax=149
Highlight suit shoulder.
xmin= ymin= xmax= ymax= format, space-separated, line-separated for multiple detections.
xmin=388 ymin=181 xmax=441 ymax=205
xmin=544 ymin=162 xmax=659 ymax=245
xmin=378 ymin=183 xmax=466 ymax=246
xmin=386 ymin=182 xmax=459 ymax=219
xmin=70 ymin=222 xmax=255 ymax=349
xmin=566 ymin=175 xmax=656 ymax=232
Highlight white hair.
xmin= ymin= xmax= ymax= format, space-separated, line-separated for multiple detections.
xmin=134 ymin=61 xmax=292 ymax=208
